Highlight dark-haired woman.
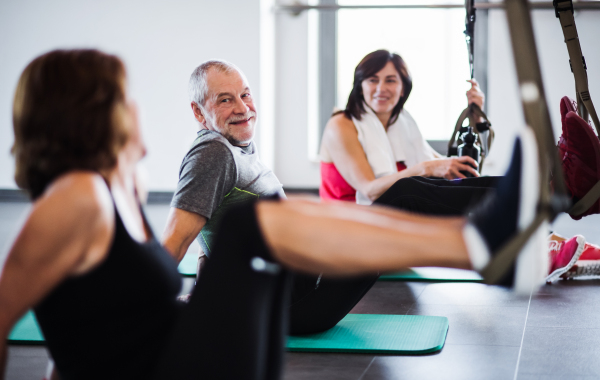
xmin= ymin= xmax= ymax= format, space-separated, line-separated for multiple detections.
xmin=320 ymin=50 xmax=497 ymax=213
xmin=0 ymin=49 xmax=547 ymax=380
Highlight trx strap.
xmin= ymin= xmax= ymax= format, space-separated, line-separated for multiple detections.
xmin=465 ymin=0 xmax=476 ymax=79
xmin=553 ymin=0 xmax=600 ymax=217
xmin=481 ymin=0 xmax=571 ymax=284
xmin=553 ymin=0 xmax=600 ymax=134
xmin=447 ymin=0 xmax=494 ymax=171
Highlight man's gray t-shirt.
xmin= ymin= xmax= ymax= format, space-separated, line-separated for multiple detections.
xmin=171 ymin=130 xmax=284 ymax=256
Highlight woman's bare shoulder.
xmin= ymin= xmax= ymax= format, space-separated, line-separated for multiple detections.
xmin=39 ymin=171 xmax=114 ymax=227
xmin=324 ymin=113 xmax=357 ymax=138
xmin=7 ymin=171 xmax=115 ymax=279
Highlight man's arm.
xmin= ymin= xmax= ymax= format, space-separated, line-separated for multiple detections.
xmin=162 ymin=207 xmax=207 ymax=263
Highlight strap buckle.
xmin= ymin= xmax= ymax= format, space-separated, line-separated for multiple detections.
xmin=553 ymin=0 xmax=574 ymax=18
xmin=475 ymin=121 xmax=491 ymax=132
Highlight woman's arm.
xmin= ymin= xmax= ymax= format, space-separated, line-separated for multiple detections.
xmin=321 ymin=114 xmax=417 ymax=201
xmin=0 ymin=173 xmax=113 ymax=379
xmin=467 ymin=79 xmax=486 ymax=123
xmin=321 ymin=115 xmax=479 ymax=202
xmin=466 ymin=79 xmax=485 ymax=109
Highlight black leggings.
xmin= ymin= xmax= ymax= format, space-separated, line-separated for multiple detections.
xmin=374 ymin=176 xmax=500 ymax=215
xmin=289 ymin=176 xmax=500 ymax=335
xmin=152 ymin=201 xmax=291 ymax=380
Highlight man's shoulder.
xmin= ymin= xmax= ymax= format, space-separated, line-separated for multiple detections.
xmin=179 ymin=133 xmax=237 ymax=179
xmin=186 ymin=131 xmax=235 ymax=160
xmin=191 ymin=130 xmax=234 ymax=150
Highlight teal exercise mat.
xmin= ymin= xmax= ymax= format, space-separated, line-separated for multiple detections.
xmin=178 ymin=252 xmax=197 ymax=277
xmin=8 ymin=310 xmax=44 ymax=344
xmin=286 ymin=314 xmax=448 ymax=354
xmin=379 ymin=267 xmax=483 ymax=282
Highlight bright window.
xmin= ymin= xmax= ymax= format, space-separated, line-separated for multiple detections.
xmin=337 ymin=1 xmax=472 ymax=140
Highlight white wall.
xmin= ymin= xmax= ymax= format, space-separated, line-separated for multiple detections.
xmin=0 ymin=0 xmax=262 ymax=191
xmin=272 ymin=5 xmax=600 ymax=187
xmin=482 ymin=8 xmax=600 ymax=175
xmin=1 ymin=2 xmax=599 ymax=190
xmin=273 ymin=8 xmax=322 ymax=188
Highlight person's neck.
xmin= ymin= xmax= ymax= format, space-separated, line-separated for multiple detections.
xmin=376 ymin=111 xmax=392 ymax=129
xmin=101 ymin=153 xmax=137 ymax=195
xmin=107 ymin=167 xmax=135 ymax=195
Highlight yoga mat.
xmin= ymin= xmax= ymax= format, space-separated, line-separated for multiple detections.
xmin=286 ymin=314 xmax=448 ymax=354
xmin=9 ymin=311 xmax=449 ymax=354
xmin=379 ymin=267 xmax=483 ymax=282
xmin=8 ymin=310 xmax=44 ymax=344
xmin=178 ymin=252 xmax=197 ymax=277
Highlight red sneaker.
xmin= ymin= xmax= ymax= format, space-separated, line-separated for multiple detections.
xmin=557 ymin=96 xmax=577 ymax=160
xmin=560 ymin=96 xmax=577 ymax=124
xmin=561 ymin=260 xmax=600 ymax=279
xmin=546 ymin=234 xmax=585 ymax=282
xmin=579 ymin=240 xmax=600 ymax=261
xmin=556 ymin=96 xmax=600 ymax=220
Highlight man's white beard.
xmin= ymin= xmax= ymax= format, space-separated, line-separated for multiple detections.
xmin=204 ymin=110 xmax=256 ymax=146
xmin=225 ymin=110 xmax=257 ymax=127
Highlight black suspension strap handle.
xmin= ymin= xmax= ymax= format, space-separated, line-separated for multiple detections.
xmin=447 ymin=103 xmax=495 ymax=169
xmin=481 ymin=0 xmax=571 ymax=284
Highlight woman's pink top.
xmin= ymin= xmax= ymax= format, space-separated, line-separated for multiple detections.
xmin=320 ymin=161 xmax=408 ymax=202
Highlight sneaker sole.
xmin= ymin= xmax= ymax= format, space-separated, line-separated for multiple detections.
xmin=513 ymin=127 xmax=549 ymax=295
xmin=545 ymin=235 xmax=586 ymax=282
xmin=564 ymin=260 xmax=600 ymax=278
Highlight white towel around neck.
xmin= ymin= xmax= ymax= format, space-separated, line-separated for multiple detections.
xmin=352 ymin=105 xmax=436 ymax=205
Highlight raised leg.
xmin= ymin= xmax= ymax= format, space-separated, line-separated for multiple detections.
xmin=153 ymin=202 xmax=291 ymax=380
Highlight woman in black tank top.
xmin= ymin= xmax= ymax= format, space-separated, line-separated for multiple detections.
xmin=0 ymin=49 xmax=544 ymax=379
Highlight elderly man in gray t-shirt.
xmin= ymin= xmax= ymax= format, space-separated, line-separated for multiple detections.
xmin=162 ymin=60 xmax=283 ymax=266
xmin=162 ymin=60 xmax=379 ymax=336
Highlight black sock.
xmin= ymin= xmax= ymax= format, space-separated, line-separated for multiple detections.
xmin=470 ymin=138 xmax=522 ymax=254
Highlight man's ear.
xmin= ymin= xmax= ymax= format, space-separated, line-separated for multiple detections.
xmin=191 ymin=102 xmax=206 ymax=127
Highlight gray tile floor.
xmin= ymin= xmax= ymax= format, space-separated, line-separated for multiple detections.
xmin=1 ymin=202 xmax=599 ymax=380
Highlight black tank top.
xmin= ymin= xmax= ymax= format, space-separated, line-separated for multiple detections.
xmin=34 ymin=205 xmax=181 ymax=380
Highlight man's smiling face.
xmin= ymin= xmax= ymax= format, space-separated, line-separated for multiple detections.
xmin=198 ymin=68 xmax=257 ymax=146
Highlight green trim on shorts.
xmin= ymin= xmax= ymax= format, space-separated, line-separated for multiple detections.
xmin=198 ymin=187 xmax=260 ymax=255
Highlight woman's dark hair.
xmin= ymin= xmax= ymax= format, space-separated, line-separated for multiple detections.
xmin=12 ymin=49 xmax=129 ymax=199
xmin=342 ymin=49 xmax=412 ymax=126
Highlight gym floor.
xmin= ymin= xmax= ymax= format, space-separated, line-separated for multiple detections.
xmin=2 ymin=200 xmax=599 ymax=380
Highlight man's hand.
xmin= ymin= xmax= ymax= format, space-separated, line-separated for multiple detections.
xmin=162 ymin=208 xmax=207 ymax=263
xmin=422 ymin=156 xmax=479 ymax=179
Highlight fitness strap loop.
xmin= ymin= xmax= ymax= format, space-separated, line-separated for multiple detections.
xmin=480 ymin=0 xmax=571 ymax=285
xmin=447 ymin=103 xmax=495 ymax=171
xmin=481 ymin=211 xmax=548 ymax=285
xmin=553 ymin=0 xmax=600 ymax=134
xmin=465 ymin=0 xmax=476 ymax=79
xmin=553 ymin=0 xmax=600 ymax=217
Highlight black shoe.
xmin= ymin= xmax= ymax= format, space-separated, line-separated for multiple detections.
xmin=467 ymin=128 xmax=548 ymax=294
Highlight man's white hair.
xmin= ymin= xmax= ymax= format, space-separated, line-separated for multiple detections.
xmin=188 ymin=60 xmax=242 ymax=107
